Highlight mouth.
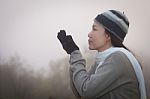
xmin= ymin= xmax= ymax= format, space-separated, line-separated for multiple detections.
xmin=88 ymin=40 xmax=92 ymax=45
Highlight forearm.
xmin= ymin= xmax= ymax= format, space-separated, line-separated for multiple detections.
xmin=69 ymin=50 xmax=89 ymax=98
xmin=69 ymin=50 xmax=97 ymax=98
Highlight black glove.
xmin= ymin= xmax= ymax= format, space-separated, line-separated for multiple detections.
xmin=57 ymin=30 xmax=79 ymax=54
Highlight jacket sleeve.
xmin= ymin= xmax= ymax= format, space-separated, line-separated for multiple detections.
xmin=69 ymin=50 xmax=125 ymax=99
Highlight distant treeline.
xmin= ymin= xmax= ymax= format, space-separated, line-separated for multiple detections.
xmin=0 ymin=49 xmax=149 ymax=99
xmin=0 ymin=49 xmax=95 ymax=99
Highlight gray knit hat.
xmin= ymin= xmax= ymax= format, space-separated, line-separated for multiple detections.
xmin=95 ymin=10 xmax=129 ymax=41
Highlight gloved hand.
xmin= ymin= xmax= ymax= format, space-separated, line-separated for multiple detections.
xmin=57 ymin=30 xmax=79 ymax=54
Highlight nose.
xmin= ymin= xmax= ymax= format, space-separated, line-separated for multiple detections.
xmin=88 ymin=31 xmax=92 ymax=38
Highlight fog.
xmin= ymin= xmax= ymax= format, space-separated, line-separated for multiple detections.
xmin=0 ymin=0 xmax=150 ymax=98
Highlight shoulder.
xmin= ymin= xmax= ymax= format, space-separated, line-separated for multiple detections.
xmin=103 ymin=51 xmax=133 ymax=72
xmin=106 ymin=51 xmax=130 ymax=63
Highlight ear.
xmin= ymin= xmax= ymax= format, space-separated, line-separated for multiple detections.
xmin=105 ymin=32 xmax=111 ymax=41
xmin=107 ymin=35 xmax=111 ymax=41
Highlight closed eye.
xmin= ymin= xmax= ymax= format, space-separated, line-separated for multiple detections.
xmin=92 ymin=25 xmax=98 ymax=31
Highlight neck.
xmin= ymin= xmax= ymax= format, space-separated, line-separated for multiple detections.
xmin=95 ymin=45 xmax=114 ymax=65
xmin=97 ymin=43 xmax=112 ymax=52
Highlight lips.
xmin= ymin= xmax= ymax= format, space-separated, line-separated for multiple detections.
xmin=88 ymin=39 xmax=92 ymax=45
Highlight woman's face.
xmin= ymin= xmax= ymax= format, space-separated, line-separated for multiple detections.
xmin=88 ymin=21 xmax=111 ymax=51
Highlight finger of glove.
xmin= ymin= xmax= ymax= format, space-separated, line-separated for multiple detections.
xmin=67 ymin=35 xmax=75 ymax=44
xmin=57 ymin=30 xmax=66 ymax=39
xmin=67 ymin=35 xmax=79 ymax=50
xmin=57 ymin=30 xmax=67 ymax=43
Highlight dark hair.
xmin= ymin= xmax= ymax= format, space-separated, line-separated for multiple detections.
xmin=105 ymin=29 xmax=129 ymax=51
xmin=105 ymin=29 xmax=143 ymax=69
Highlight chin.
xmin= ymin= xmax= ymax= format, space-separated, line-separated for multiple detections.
xmin=89 ymin=46 xmax=95 ymax=50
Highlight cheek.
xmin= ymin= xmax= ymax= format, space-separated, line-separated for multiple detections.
xmin=88 ymin=30 xmax=107 ymax=50
xmin=93 ymin=34 xmax=107 ymax=47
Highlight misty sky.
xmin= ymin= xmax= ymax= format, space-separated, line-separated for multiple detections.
xmin=0 ymin=0 xmax=150 ymax=70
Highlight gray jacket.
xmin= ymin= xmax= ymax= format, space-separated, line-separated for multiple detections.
xmin=69 ymin=50 xmax=140 ymax=99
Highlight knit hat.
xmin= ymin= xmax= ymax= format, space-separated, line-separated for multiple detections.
xmin=95 ymin=10 xmax=129 ymax=41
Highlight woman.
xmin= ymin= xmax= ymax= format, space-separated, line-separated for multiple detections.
xmin=57 ymin=10 xmax=147 ymax=99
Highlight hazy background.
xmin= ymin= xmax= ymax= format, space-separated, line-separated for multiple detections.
xmin=0 ymin=0 xmax=150 ymax=99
